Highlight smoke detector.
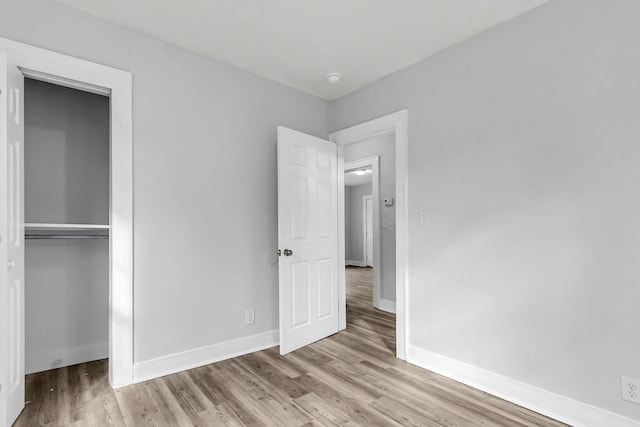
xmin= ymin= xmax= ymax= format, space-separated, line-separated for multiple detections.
xmin=326 ymin=73 xmax=342 ymax=85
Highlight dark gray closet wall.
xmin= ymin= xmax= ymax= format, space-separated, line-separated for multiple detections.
xmin=25 ymin=80 xmax=109 ymax=224
xmin=24 ymin=79 xmax=110 ymax=374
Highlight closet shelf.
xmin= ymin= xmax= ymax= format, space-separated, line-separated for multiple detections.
xmin=25 ymin=223 xmax=110 ymax=231
xmin=26 ymin=235 xmax=109 ymax=240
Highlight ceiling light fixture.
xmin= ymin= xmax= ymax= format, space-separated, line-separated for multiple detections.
xmin=355 ymin=170 xmax=366 ymax=176
xmin=326 ymin=73 xmax=342 ymax=85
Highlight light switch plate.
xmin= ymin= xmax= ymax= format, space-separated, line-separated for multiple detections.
xmin=245 ymin=309 xmax=255 ymax=325
xmin=419 ymin=211 xmax=429 ymax=227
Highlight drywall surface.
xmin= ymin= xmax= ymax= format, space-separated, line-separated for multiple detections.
xmin=24 ymin=79 xmax=109 ymax=372
xmin=345 ymin=183 xmax=372 ymax=264
xmin=24 ymin=79 xmax=110 ymax=224
xmin=25 ymin=241 xmax=109 ymax=373
xmin=0 ymin=0 xmax=329 ymax=364
xmin=330 ymin=0 xmax=640 ymax=420
xmin=344 ymin=134 xmax=396 ymax=301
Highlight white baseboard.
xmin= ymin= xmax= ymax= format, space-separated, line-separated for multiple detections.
xmin=377 ymin=298 xmax=396 ymax=313
xmin=26 ymin=341 xmax=108 ymax=374
xmin=133 ymin=330 xmax=278 ymax=383
xmin=407 ymin=345 xmax=640 ymax=427
xmin=346 ymin=260 xmax=366 ymax=267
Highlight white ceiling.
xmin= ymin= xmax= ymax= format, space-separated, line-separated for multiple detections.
xmin=54 ymin=0 xmax=548 ymax=100
xmin=345 ymin=168 xmax=372 ymax=187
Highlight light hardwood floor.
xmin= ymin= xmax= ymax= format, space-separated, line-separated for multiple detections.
xmin=14 ymin=267 xmax=566 ymax=426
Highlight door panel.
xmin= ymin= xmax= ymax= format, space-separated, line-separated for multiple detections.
xmin=316 ymin=180 xmax=332 ymax=237
xmin=316 ymin=258 xmax=333 ymax=319
xmin=290 ymin=176 xmax=309 ymax=240
xmin=278 ymin=126 xmax=338 ymax=355
xmin=0 ymin=52 xmax=25 ymax=427
xmin=291 ymin=261 xmax=310 ymax=328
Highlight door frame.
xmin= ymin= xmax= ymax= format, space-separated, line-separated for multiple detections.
xmin=363 ymin=195 xmax=373 ymax=268
xmin=344 ymin=157 xmax=380 ymax=308
xmin=0 ymin=38 xmax=134 ymax=388
xmin=330 ymin=109 xmax=408 ymax=360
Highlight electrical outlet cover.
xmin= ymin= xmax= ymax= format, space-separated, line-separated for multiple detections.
xmin=621 ymin=376 xmax=640 ymax=404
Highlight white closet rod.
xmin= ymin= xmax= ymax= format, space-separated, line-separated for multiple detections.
xmin=25 ymin=223 xmax=110 ymax=230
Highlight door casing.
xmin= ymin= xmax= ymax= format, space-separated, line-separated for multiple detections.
xmin=364 ymin=195 xmax=373 ymax=267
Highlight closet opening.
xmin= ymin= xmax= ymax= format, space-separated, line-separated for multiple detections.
xmin=23 ymin=78 xmax=110 ymax=376
xmin=2 ymin=40 xmax=133 ymax=424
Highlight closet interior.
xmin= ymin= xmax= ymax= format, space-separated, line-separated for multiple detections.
xmin=24 ymin=78 xmax=110 ymax=374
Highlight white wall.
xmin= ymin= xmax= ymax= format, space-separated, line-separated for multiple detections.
xmin=344 ymin=134 xmax=396 ymax=302
xmin=345 ymin=183 xmax=371 ymax=264
xmin=0 ymin=0 xmax=329 ymax=367
xmin=24 ymin=79 xmax=109 ymax=373
xmin=330 ymin=0 xmax=640 ymax=421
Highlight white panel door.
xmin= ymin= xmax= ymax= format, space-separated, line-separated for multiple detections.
xmin=365 ymin=196 xmax=374 ymax=267
xmin=0 ymin=52 xmax=25 ymax=426
xmin=277 ymin=126 xmax=338 ymax=355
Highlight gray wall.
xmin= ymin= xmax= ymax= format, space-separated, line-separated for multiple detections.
xmin=24 ymin=80 xmax=109 ymax=224
xmin=0 ymin=0 xmax=329 ymax=364
xmin=331 ymin=0 xmax=640 ymax=420
xmin=344 ymin=134 xmax=396 ymax=302
xmin=7 ymin=0 xmax=639 ymax=421
xmin=24 ymin=79 xmax=109 ymax=372
xmin=345 ymin=183 xmax=371 ymax=264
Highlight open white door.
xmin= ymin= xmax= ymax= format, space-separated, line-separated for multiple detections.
xmin=0 ymin=52 xmax=25 ymax=426
xmin=277 ymin=126 xmax=339 ymax=355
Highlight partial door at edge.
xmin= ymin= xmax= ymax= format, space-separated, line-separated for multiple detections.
xmin=0 ymin=51 xmax=26 ymax=427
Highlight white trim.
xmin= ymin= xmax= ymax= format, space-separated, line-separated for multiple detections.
xmin=26 ymin=342 xmax=108 ymax=375
xmin=330 ymin=109 xmax=409 ymax=360
xmin=407 ymin=345 xmax=640 ymax=427
xmin=377 ymin=299 xmax=396 ymax=314
xmin=133 ymin=330 xmax=279 ymax=383
xmin=346 ymin=260 xmax=366 ymax=267
xmin=362 ymin=195 xmax=373 ymax=268
xmin=0 ymin=38 xmax=134 ymax=388
xmin=25 ymin=223 xmax=110 ymax=230
xmin=345 ymin=157 xmax=381 ymax=309
xmin=19 ymin=68 xmax=110 ymax=97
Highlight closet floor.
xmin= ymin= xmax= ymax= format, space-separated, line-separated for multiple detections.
xmin=13 ymin=267 xmax=566 ymax=426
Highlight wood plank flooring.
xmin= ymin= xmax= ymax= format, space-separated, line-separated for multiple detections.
xmin=14 ymin=267 xmax=566 ymax=426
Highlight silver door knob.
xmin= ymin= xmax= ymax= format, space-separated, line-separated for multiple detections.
xmin=7 ymin=260 xmax=15 ymax=269
xmin=283 ymin=249 xmax=293 ymax=256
